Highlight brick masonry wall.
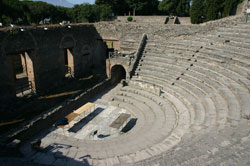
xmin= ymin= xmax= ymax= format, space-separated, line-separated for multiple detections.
xmin=0 ymin=25 xmax=107 ymax=100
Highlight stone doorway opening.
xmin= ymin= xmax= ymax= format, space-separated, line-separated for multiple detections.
xmin=64 ymin=48 xmax=74 ymax=77
xmin=111 ymin=65 xmax=126 ymax=84
xmin=11 ymin=51 xmax=36 ymax=96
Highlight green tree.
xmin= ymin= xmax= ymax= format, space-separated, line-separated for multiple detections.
xmin=51 ymin=6 xmax=71 ymax=23
xmin=158 ymin=0 xmax=180 ymax=15
xmin=204 ymin=0 xmax=223 ymax=21
xmin=72 ymin=4 xmax=97 ymax=23
xmin=190 ymin=0 xmax=205 ymax=24
xmin=1 ymin=0 xmax=26 ymax=24
xmin=94 ymin=4 xmax=113 ymax=21
xmin=222 ymin=0 xmax=241 ymax=17
xmin=126 ymin=0 xmax=159 ymax=15
xmin=24 ymin=1 xmax=56 ymax=24
xmin=176 ymin=0 xmax=191 ymax=16
xmin=95 ymin=0 xmax=127 ymax=15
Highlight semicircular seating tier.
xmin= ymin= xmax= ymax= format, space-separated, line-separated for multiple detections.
xmin=27 ymin=20 xmax=250 ymax=166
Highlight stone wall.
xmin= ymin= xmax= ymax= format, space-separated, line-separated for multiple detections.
xmin=0 ymin=11 xmax=245 ymax=101
xmin=99 ymin=13 xmax=245 ymax=40
xmin=0 ymin=25 xmax=107 ymax=100
xmin=0 ymin=78 xmax=112 ymax=143
xmin=178 ymin=17 xmax=191 ymax=24
xmin=116 ymin=16 xmax=190 ymax=24
xmin=116 ymin=16 xmax=168 ymax=24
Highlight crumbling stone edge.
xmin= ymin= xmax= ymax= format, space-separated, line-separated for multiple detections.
xmin=129 ymin=33 xmax=147 ymax=78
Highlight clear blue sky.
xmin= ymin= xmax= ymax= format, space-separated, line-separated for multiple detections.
xmin=67 ymin=0 xmax=95 ymax=4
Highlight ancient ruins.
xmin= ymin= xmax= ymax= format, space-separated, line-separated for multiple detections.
xmin=0 ymin=1 xmax=250 ymax=166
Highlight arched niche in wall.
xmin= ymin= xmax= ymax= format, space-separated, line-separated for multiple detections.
xmin=2 ymin=31 xmax=38 ymax=95
xmin=60 ymin=35 xmax=76 ymax=77
xmin=81 ymin=44 xmax=91 ymax=67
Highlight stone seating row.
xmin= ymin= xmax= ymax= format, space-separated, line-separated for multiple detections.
xmin=131 ymin=77 xmax=218 ymax=132
xmin=135 ymin=42 xmax=246 ymax=126
xmin=139 ymin=51 xmax=248 ymax=121
xmin=122 ymin=119 xmax=250 ymax=166
xmin=141 ymin=45 xmax=250 ymax=91
xmin=114 ymin=20 xmax=250 ymax=166
xmin=35 ymin=84 xmax=185 ymax=165
xmin=111 ymin=84 xmax=191 ymax=162
xmin=182 ymin=36 xmax=250 ymax=59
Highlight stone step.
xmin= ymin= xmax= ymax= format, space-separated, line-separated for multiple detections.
xmin=117 ymin=91 xmax=171 ymax=134
xmin=147 ymin=40 xmax=202 ymax=50
xmin=120 ymin=46 xmax=137 ymax=52
xmin=120 ymin=85 xmax=191 ymax=157
xmin=210 ymin=92 xmax=228 ymax=129
xmin=125 ymin=120 xmax=250 ymax=166
xmin=114 ymin=95 xmax=155 ymax=129
xmin=145 ymin=44 xmax=198 ymax=53
xmin=131 ymin=77 xmax=206 ymax=129
xmin=183 ymin=37 xmax=250 ymax=59
xmin=217 ymin=26 xmax=250 ymax=33
xmin=121 ymin=86 xmax=178 ymax=129
xmin=205 ymin=34 xmax=250 ymax=50
xmin=137 ymin=69 xmax=204 ymax=99
xmin=137 ymin=63 xmax=212 ymax=97
xmin=197 ymin=50 xmax=250 ymax=70
xmin=219 ymin=88 xmax=241 ymax=124
xmin=134 ymin=63 xmax=243 ymax=129
xmin=111 ymin=101 xmax=147 ymax=136
xmin=138 ymin=61 xmax=186 ymax=77
xmin=212 ymin=32 xmax=250 ymax=43
xmin=230 ymin=86 xmax=250 ymax=118
xmin=142 ymin=54 xmax=194 ymax=66
xmin=195 ymin=58 xmax=250 ymax=84
xmin=145 ymin=47 xmax=195 ymax=56
xmin=136 ymin=68 xmax=229 ymax=129
xmin=132 ymin=78 xmax=194 ymax=126
xmin=201 ymin=97 xmax=217 ymax=127
xmin=113 ymin=95 xmax=165 ymax=145
xmin=112 ymin=90 xmax=186 ymax=159
xmin=192 ymin=60 xmax=250 ymax=91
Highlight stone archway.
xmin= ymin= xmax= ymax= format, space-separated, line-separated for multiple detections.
xmin=110 ymin=65 xmax=126 ymax=84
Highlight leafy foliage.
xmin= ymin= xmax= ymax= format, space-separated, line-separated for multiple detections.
xmin=126 ymin=0 xmax=159 ymax=15
xmin=158 ymin=0 xmax=179 ymax=15
xmin=190 ymin=0 xmax=205 ymax=24
xmin=222 ymin=0 xmax=242 ymax=17
xmin=190 ymin=0 xmax=242 ymax=24
xmin=127 ymin=16 xmax=133 ymax=21
xmin=158 ymin=0 xmax=190 ymax=16
xmin=95 ymin=0 xmax=128 ymax=15
xmin=0 ymin=0 xmax=244 ymax=25
xmin=176 ymin=0 xmax=190 ymax=16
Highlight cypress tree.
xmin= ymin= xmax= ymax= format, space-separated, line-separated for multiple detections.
xmin=204 ymin=0 xmax=224 ymax=21
xmin=176 ymin=0 xmax=191 ymax=16
xmin=222 ymin=0 xmax=241 ymax=17
xmin=158 ymin=0 xmax=180 ymax=15
xmin=190 ymin=0 xmax=204 ymax=24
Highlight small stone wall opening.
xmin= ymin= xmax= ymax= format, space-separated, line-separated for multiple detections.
xmin=64 ymin=48 xmax=74 ymax=77
xmin=11 ymin=51 xmax=36 ymax=96
xmin=111 ymin=65 xmax=126 ymax=84
xmin=104 ymin=39 xmax=120 ymax=58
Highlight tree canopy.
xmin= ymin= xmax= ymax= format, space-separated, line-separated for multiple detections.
xmin=0 ymin=0 xmax=244 ymax=25
xmin=190 ymin=0 xmax=242 ymax=24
